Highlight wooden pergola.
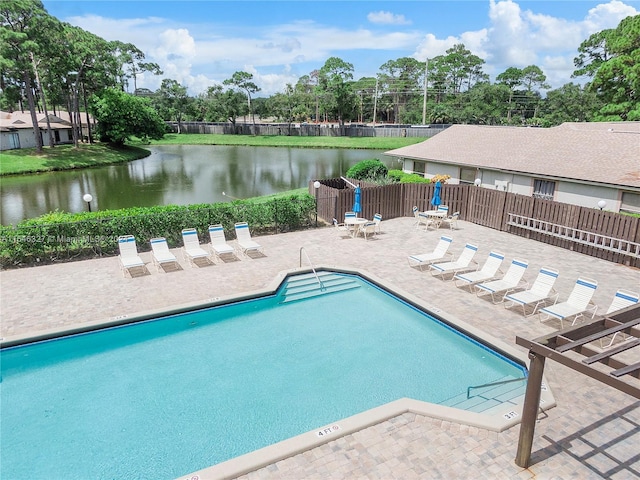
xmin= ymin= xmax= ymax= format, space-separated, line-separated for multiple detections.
xmin=514 ymin=303 xmax=640 ymax=467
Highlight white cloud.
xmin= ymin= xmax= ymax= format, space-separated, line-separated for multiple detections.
xmin=584 ymin=0 xmax=638 ymax=32
xmin=64 ymin=1 xmax=639 ymax=95
xmin=367 ymin=11 xmax=411 ymax=25
xmin=413 ymin=0 xmax=638 ymax=88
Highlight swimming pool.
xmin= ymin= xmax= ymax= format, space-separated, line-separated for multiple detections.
xmin=1 ymin=271 xmax=528 ymax=479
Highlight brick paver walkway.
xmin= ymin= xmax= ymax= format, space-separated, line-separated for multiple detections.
xmin=2 ymin=217 xmax=639 ymax=479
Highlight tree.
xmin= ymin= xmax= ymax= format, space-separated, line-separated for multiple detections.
xmin=580 ymin=15 xmax=640 ymax=120
xmin=458 ymin=83 xmax=511 ymax=125
xmin=267 ymin=84 xmax=307 ymax=132
xmin=110 ymin=41 xmax=162 ymax=92
xmin=223 ymin=71 xmax=260 ymax=132
xmin=378 ymin=57 xmax=424 ymax=124
xmin=538 ymin=83 xmax=602 ymax=126
xmin=154 ymin=78 xmax=189 ymax=133
xmin=0 ymin=0 xmax=52 ymax=153
xmin=318 ymin=57 xmax=356 ymax=125
xmin=62 ymin=23 xmax=114 ymax=146
xmin=90 ymin=87 xmax=165 ymax=145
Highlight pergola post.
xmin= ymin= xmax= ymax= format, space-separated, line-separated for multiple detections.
xmin=515 ymin=350 xmax=546 ymax=468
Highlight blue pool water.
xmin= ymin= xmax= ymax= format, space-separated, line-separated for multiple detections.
xmin=0 ymin=273 xmax=525 ymax=479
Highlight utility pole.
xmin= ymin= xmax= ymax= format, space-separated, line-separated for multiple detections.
xmin=372 ymin=78 xmax=378 ymax=126
xmin=422 ymin=59 xmax=429 ymax=125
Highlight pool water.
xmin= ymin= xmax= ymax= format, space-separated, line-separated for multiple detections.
xmin=0 ymin=273 xmax=525 ymax=479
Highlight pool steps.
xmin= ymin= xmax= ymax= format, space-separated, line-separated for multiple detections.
xmin=282 ymin=272 xmax=526 ymax=415
xmin=280 ymin=272 xmax=360 ymax=303
xmin=441 ymin=375 xmax=526 ymax=413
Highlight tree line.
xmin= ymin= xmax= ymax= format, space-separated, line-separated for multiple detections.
xmin=1 ymin=0 xmax=638 ymax=151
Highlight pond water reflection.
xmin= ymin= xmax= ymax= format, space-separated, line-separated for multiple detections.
xmin=1 ymin=145 xmax=391 ymax=225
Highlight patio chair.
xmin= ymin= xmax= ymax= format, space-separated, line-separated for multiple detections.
xmin=429 ymin=242 xmax=479 ymax=279
xmin=181 ymin=228 xmax=212 ymax=267
xmin=475 ymin=258 xmax=529 ymax=303
xmin=234 ymin=222 xmax=263 ymax=257
xmin=440 ymin=211 xmax=460 ymax=230
xmin=539 ymin=277 xmax=598 ymax=328
xmin=453 ymin=251 xmax=505 ymax=291
xmin=372 ymin=213 xmax=382 ymax=234
xmin=359 ymin=221 xmax=377 ymax=240
xmin=503 ymin=267 xmax=559 ymax=316
xmin=150 ymin=237 xmax=180 ymax=272
xmin=412 ymin=206 xmax=420 ymax=226
xmin=208 ymin=224 xmax=237 ymax=261
xmin=408 ymin=235 xmax=454 ymax=271
xmin=416 ymin=211 xmax=437 ymax=231
xmin=332 ymin=218 xmax=351 ymax=238
xmin=600 ymin=289 xmax=640 ymax=347
xmin=117 ymin=235 xmax=147 ymax=277
xmin=437 ymin=205 xmax=449 ymax=214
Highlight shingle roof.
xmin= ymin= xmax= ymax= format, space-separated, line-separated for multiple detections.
xmin=385 ymin=122 xmax=640 ymax=188
xmin=0 ymin=110 xmax=90 ymax=130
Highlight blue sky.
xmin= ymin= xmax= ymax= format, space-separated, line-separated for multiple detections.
xmin=42 ymin=0 xmax=639 ymax=95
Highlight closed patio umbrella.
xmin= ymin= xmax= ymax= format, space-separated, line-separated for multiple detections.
xmin=430 ymin=181 xmax=442 ymax=208
xmin=353 ymin=185 xmax=362 ymax=214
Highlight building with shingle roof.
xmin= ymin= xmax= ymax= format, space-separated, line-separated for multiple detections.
xmin=0 ymin=110 xmax=92 ymax=150
xmin=385 ymin=122 xmax=640 ymax=213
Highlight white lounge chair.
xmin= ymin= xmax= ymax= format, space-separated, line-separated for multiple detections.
xmin=408 ymin=235 xmax=454 ymax=270
xmin=208 ymin=224 xmax=237 ymax=260
xmin=600 ymin=289 xmax=640 ymax=347
xmin=539 ymin=277 xmax=598 ymax=328
xmin=333 ymin=218 xmax=351 ymax=238
xmin=429 ymin=243 xmax=479 ymax=279
xmin=476 ymin=259 xmax=529 ymax=303
xmin=181 ymin=228 xmax=212 ymax=267
xmin=150 ymin=237 xmax=180 ymax=272
xmin=503 ymin=267 xmax=559 ymax=316
xmin=234 ymin=222 xmax=263 ymax=257
xmin=454 ymin=251 xmax=505 ymax=291
xmin=117 ymin=235 xmax=146 ymax=277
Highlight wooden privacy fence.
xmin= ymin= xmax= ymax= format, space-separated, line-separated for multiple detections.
xmin=310 ymin=180 xmax=640 ymax=267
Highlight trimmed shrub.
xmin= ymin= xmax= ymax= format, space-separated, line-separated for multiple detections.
xmin=387 ymin=169 xmax=431 ymax=184
xmin=346 ymin=159 xmax=388 ymax=181
xmin=0 ymin=194 xmax=315 ymax=268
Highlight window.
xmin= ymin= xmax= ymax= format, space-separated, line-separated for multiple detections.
xmin=621 ymin=192 xmax=640 ymax=214
xmin=459 ymin=167 xmax=477 ymax=185
xmin=413 ymin=161 xmax=426 ymax=175
xmin=7 ymin=133 xmax=20 ymax=149
xmin=533 ymin=179 xmax=555 ymax=200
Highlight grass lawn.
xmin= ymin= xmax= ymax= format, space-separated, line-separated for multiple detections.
xmin=134 ymin=133 xmax=425 ymax=150
xmin=0 ymin=144 xmax=150 ymax=175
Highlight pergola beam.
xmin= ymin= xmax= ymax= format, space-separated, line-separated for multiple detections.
xmin=513 ymin=304 xmax=640 ymax=469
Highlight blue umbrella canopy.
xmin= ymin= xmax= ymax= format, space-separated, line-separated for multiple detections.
xmin=430 ymin=181 xmax=442 ymax=208
xmin=353 ymin=186 xmax=362 ymax=214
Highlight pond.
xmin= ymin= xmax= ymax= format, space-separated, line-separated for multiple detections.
xmin=0 ymin=145 xmax=393 ymax=225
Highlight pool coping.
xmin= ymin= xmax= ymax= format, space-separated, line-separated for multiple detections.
xmin=1 ymin=265 xmax=556 ymax=480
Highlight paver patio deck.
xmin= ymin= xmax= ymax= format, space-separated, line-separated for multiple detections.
xmin=1 ymin=217 xmax=639 ymax=479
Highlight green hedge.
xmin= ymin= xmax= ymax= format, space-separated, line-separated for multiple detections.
xmin=387 ymin=169 xmax=431 ymax=184
xmin=0 ymin=194 xmax=316 ymax=268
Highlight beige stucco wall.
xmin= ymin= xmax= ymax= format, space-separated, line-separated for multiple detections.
xmin=401 ymin=160 xmax=625 ymax=212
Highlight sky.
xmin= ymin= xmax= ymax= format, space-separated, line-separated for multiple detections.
xmin=41 ymin=0 xmax=639 ymax=96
